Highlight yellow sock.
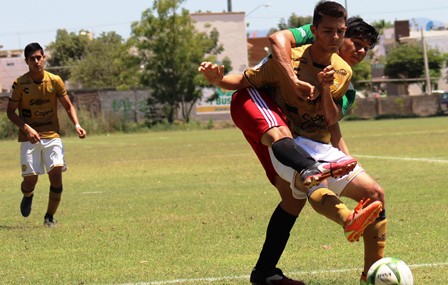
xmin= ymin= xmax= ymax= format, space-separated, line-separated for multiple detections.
xmin=308 ymin=188 xmax=351 ymax=227
xmin=363 ymin=218 xmax=387 ymax=274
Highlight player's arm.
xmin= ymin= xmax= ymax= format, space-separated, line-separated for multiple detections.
xmin=318 ymin=66 xmax=343 ymax=126
xmin=6 ymin=99 xmax=41 ymax=142
xmin=58 ymin=95 xmax=86 ymax=139
xmin=328 ymin=123 xmax=350 ymax=155
xmin=198 ymin=61 xmax=250 ymax=90
xmin=269 ymin=28 xmax=316 ymax=100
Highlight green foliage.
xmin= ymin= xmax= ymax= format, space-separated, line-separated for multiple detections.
xmin=352 ymin=59 xmax=372 ymax=89
xmin=268 ymin=14 xmax=312 ymax=35
xmin=69 ymin=32 xmax=140 ymax=89
xmin=130 ymin=0 xmax=226 ymax=123
xmin=0 ymin=112 xmax=16 ymax=139
xmin=46 ymin=30 xmax=140 ymax=90
xmin=370 ymin=19 xmax=394 ymax=34
xmin=45 ymin=29 xmax=91 ymax=80
xmin=384 ymin=43 xmax=445 ymax=94
xmin=384 ymin=43 xmax=444 ymax=79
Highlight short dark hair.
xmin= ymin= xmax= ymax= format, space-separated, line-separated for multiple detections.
xmin=346 ymin=17 xmax=379 ymax=49
xmin=24 ymin=42 xmax=44 ymax=59
xmin=313 ymin=0 xmax=347 ymax=27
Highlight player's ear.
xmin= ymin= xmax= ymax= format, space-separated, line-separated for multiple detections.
xmin=310 ymin=25 xmax=317 ymax=37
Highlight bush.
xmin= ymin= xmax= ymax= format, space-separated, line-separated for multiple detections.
xmin=0 ymin=113 xmax=17 ymax=139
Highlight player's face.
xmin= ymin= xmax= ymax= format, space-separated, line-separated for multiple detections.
xmin=338 ymin=38 xmax=371 ymax=66
xmin=313 ymin=15 xmax=346 ymax=53
xmin=25 ymin=50 xmax=45 ymax=73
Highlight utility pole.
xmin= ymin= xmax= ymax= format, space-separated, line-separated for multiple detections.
xmin=421 ymin=29 xmax=431 ymax=94
xmin=227 ymin=0 xmax=232 ymax=12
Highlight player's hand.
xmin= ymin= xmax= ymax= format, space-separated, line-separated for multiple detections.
xmin=198 ymin=62 xmax=225 ymax=85
xmin=75 ymin=124 xmax=87 ymax=139
xmin=291 ymin=78 xmax=319 ymax=101
xmin=24 ymin=124 xmax=40 ymax=144
xmin=318 ymin=65 xmax=335 ymax=89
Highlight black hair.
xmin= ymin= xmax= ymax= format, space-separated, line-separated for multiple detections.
xmin=24 ymin=42 xmax=44 ymax=59
xmin=346 ymin=16 xmax=379 ymax=49
xmin=313 ymin=0 xmax=347 ymax=27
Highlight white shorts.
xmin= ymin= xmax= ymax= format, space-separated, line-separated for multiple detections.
xmin=269 ymin=136 xmax=364 ymax=200
xmin=20 ymin=138 xmax=67 ymax=177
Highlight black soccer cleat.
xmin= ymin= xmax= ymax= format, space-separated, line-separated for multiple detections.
xmin=20 ymin=194 xmax=34 ymax=217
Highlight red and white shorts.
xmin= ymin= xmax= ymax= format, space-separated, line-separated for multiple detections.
xmin=230 ymin=87 xmax=288 ymax=184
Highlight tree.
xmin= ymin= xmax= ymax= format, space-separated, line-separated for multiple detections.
xmin=268 ymin=14 xmax=312 ymax=35
xmin=370 ymin=19 xmax=394 ymax=35
xmin=384 ymin=43 xmax=445 ymax=94
xmin=352 ymin=59 xmax=372 ymax=89
xmin=130 ymin=0 xmax=225 ymax=123
xmin=70 ymin=32 xmax=140 ymax=89
xmin=45 ymin=29 xmax=91 ymax=81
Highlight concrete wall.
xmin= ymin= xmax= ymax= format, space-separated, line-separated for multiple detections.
xmin=348 ymin=94 xmax=442 ymax=118
xmin=1 ymin=91 xmax=444 ymax=122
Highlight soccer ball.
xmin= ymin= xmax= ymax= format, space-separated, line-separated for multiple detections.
xmin=366 ymin=257 xmax=413 ymax=285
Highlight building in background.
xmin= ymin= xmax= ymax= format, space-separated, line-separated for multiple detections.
xmin=191 ymin=12 xmax=247 ymax=119
xmin=0 ymin=49 xmax=27 ymax=93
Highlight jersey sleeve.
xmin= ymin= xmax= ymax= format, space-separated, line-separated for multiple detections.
xmin=53 ymin=75 xmax=68 ymax=97
xmin=336 ymin=92 xmax=356 ymax=117
xmin=244 ymin=56 xmax=279 ymax=89
xmin=9 ymin=80 xmax=21 ymax=102
xmin=288 ymin=24 xmax=314 ymax=47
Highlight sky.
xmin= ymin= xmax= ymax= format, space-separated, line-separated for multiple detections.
xmin=0 ymin=0 xmax=447 ymax=50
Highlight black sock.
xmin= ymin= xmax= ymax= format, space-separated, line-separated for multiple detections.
xmin=255 ymin=204 xmax=298 ymax=272
xmin=271 ymin=137 xmax=316 ymax=172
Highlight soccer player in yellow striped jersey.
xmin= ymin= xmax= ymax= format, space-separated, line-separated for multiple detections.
xmin=7 ymin=42 xmax=87 ymax=227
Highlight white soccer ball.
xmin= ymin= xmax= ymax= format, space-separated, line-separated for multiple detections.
xmin=366 ymin=257 xmax=414 ymax=285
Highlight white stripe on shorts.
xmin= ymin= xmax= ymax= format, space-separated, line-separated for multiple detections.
xmin=247 ymin=87 xmax=278 ymax=128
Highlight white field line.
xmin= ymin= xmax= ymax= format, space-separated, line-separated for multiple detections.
xmin=116 ymin=262 xmax=448 ymax=285
xmin=354 ymin=154 xmax=448 ymax=164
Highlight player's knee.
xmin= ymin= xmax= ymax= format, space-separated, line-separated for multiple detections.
xmin=261 ymin=126 xmax=292 ymax=147
xmin=362 ymin=180 xmax=385 ymax=205
xmin=22 ymin=176 xmax=38 ymax=190
xmin=50 ymin=185 xmax=63 ymax=194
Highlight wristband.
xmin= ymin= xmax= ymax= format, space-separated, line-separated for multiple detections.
xmin=75 ymin=124 xmax=81 ymax=128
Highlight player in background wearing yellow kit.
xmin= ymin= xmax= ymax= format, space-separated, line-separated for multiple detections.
xmin=7 ymin=42 xmax=87 ymax=227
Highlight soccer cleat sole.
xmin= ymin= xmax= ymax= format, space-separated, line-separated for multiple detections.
xmin=303 ymin=160 xmax=357 ymax=188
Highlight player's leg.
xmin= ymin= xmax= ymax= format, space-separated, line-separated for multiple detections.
xmin=231 ymin=90 xmax=306 ymax=284
xmin=19 ymin=141 xmax=43 ymax=217
xmin=339 ymin=172 xmax=387 ymax=278
xmin=20 ymin=175 xmax=38 ymax=217
xmin=271 ymin=138 xmax=382 ymax=241
xmin=233 ymin=87 xmax=356 ymax=187
xmin=43 ymin=139 xmax=66 ymax=227
xmin=251 ymin=176 xmax=306 ymax=285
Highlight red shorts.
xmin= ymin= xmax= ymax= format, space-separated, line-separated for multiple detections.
xmin=230 ymin=87 xmax=288 ymax=184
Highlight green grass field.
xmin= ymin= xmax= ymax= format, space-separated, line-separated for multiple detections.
xmin=0 ymin=117 xmax=447 ymax=285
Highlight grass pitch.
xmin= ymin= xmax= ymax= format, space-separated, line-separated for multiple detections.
xmin=0 ymin=117 xmax=447 ymax=284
